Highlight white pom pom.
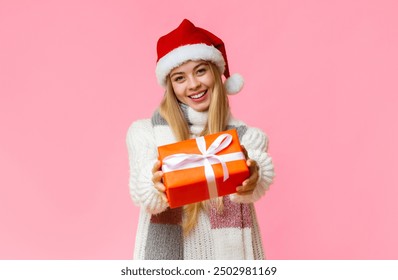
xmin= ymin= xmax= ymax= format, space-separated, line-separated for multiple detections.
xmin=224 ymin=73 xmax=244 ymax=95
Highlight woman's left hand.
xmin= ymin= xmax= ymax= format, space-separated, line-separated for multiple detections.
xmin=236 ymin=146 xmax=259 ymax=196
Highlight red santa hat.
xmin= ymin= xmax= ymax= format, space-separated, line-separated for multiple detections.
xmin=155 ymin=19 xmax=244 ymax=95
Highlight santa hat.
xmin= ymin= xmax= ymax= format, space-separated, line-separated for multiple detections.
xmin=155 ymin=19 xmax=244 ymax=95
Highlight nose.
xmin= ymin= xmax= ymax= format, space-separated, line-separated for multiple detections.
xmin=187 ymin=75 xmax=201 ymax=90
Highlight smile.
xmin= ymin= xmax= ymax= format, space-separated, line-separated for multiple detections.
xmin=189 ymin=90 xmax=207 ymax=99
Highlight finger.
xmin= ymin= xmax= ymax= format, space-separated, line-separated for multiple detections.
xmin=247 ymin=161 xmax=259 ymax=183
xmin=236 ymin=190 xmax=254 ymax=196
xmin=154 ymin=183 xmax=168 ymax=203
xmin=236 ymin=181 xmax=254 ymax=192
xmin=249 ymin=159 xmax=259 ymax=168
xmin=160 ymin=192 xmax=168 ymax=203
xmin=236 ymin=185 xmax=246 ymax=193
xmin=246 ymin=172 xmax=259 ymax=186
xmin=152 ymin=160 xmax=161 ymax=174
xmin=237 ymin=173 xmax=258 ymax=191
xmin=247 ymin=159 xmax=259 ymax=172
xmin=152 ymin=170 xmax=163 ymax=184
xmin=236 ymin=182 xmax=254 ymax=194
xmin=154 ymin=181 xmax=166 ymax=192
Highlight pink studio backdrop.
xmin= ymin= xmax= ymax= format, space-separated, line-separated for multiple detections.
xmin=1 ymin=0 xmax=397 ymax=259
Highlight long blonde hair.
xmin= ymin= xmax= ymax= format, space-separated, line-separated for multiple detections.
xmin=159 ymin=62 xmax=230 ymax=234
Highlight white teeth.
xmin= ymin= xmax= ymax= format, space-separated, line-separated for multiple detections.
xmin=190 ymin=91 xmax=206 ymax=99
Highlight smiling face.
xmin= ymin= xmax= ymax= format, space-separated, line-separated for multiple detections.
xmin=169 ymin=60 xmax=215 ymax=112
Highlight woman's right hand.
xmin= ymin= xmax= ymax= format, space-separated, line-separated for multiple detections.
xmin=152 ymin=160 xmax=168 ymax=202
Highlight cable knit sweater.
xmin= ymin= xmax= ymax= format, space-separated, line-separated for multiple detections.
xmin=126 ymin=105 xmax=275 ymax=259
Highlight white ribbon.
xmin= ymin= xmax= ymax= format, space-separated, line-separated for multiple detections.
xmin=162 ymin=134 xmax=245 ymax=199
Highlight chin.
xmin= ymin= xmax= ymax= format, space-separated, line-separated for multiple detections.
xmin=194 ymin=108 xmax=209 ymax=112
xmin=190 ymin=104 xmax=210 ymax=112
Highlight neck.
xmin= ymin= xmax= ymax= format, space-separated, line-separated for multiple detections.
xmin=179 ymin=103 xmax=208 ymax=136
xmin=180 ymin=102 xmax=208 ymax=123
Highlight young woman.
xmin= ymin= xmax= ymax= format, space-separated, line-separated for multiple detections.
xmin=126 ymin=19 xmax=275 ymax=260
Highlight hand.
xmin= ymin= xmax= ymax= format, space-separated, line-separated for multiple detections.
xmin=236 ymin=146 xmax=259 ymax=196
xmin=151 ymin=160 xmax=168 ymax=203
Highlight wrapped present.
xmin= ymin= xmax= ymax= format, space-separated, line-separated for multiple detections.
xmin=157 ymin=129 xmax=249 ymax=208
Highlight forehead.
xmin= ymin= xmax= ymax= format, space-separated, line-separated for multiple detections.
xmin=170 ymin=60 xmax=208 ymax=74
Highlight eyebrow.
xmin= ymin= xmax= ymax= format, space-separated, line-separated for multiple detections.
xmin=170 ymin=62 xmax=209 ymax=78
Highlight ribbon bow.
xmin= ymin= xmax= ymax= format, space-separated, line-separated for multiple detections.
xmin=162 ymin=134 xmax=245 ymax=198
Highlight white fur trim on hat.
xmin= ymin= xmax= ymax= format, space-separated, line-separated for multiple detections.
xmin=225 ymin=73 xmax=244 ymax=95
xmin=156 ymin=43 xmax=225 ymax=87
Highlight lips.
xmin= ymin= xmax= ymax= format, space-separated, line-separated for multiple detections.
xmin=189 ymin=90 xmax=207 ymax=99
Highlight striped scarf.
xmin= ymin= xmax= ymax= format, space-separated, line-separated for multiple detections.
xmin=143 ymin=104 xmax=263 ymax=260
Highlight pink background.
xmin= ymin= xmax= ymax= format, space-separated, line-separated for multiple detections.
xmin=1 ymin=0 xmax=397 ymax=259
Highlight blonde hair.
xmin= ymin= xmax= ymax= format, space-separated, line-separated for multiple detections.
xmin=159 ymin=62 xmax=230 ymax=234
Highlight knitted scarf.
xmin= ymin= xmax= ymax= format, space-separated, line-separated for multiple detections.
xmin=143 ymin=104 xmax=262 ymax=260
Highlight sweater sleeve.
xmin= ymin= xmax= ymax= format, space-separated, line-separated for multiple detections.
xmin=126 ymin=119 xmax=169 ymax=214
xmin=230 ymin=126 xmax=275 ymax=204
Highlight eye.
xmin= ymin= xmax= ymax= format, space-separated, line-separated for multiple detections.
xmin=173 ymin=76 xmax=185 ymax=82
xmin=196 ymin=67 xmax=207 ymax=75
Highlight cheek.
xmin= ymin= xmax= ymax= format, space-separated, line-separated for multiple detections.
xmin=203 ymin=74 xmax=215 ymax=88
xmin=171 ymin=85 xmax=185 ymax=101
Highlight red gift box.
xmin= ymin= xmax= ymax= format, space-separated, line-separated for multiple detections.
xmin=157 ymin=129 xmax=249 ymax=208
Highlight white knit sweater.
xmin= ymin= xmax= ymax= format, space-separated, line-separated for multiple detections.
xmin=126 ymin=107 xmax=274 ymax=259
